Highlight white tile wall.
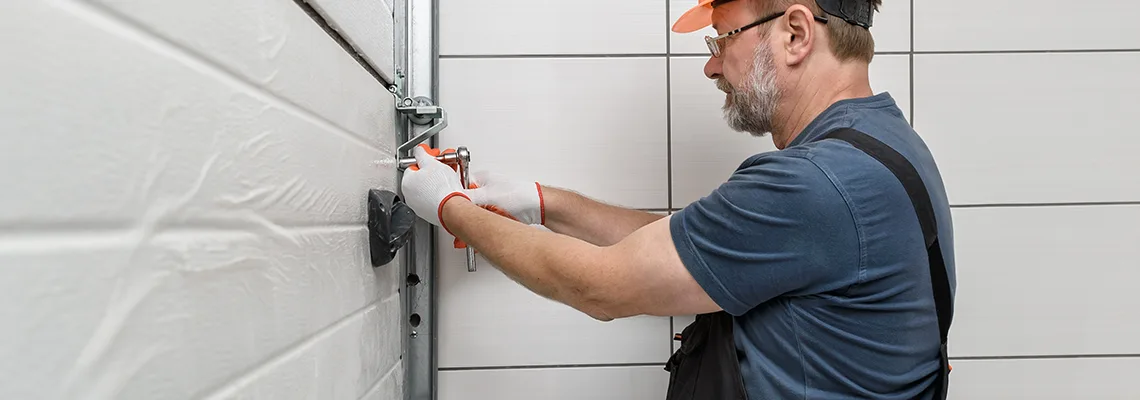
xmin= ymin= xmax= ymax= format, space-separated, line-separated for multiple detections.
xmin=949 ymin=205 xmax=1140 ymax=357
xmin=915 ymin=0 xmax=1140 ymax=52
xmin=668 ymin=0 xmax=911 ymax=54
xmin=437 ymin=237 xmax=672 ymax=368
xmin=439 ymin=0 xmax=666 ymax=55
xmin=438 ymin=57 xmax=669 ymax=209
xmin=947 ymin=358 xmax=1140 ymax=399
xmin=669 ymin=54 xmax=910 ymax=206
xmin=914 ymin=52 xmax=1140 ymax=205
xmin=438 ymin=0 xmax=1139 ymax=398
xmin=0 ymin=0 xmax=401 ymax=398
xmin=439 ymin=366 xmax=669 ymax=400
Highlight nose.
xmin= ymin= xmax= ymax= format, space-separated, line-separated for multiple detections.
xmin=704 ymin=55 xmax=722 ymax=80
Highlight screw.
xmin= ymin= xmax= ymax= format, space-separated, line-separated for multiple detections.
xmin=410 ymin=330 xmax=418 ymax=338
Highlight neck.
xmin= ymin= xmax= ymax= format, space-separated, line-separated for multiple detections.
xmin=770 ymin=60 xmax=874 ymax=149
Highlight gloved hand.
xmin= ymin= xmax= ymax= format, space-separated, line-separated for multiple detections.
xmin=467 ymin=170 xmax=545 ymax=226
xmin=400 ymin=144 xmax=471 ymax=234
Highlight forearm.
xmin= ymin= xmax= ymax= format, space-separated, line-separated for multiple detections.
xmin=442 ymin=197 xmax=618 ymax=320
xmin=542 ymin=187 xmax=663 ymax=246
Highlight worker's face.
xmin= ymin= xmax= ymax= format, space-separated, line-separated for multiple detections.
xmin=705 ymin=2 xmax=782 ymax=137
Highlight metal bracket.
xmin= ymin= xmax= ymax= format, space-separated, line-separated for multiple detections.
xmin=391 ymin=88 xmax=448 ymax=155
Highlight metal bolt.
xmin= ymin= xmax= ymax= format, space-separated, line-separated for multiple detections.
xmin=410 ymin=330 xmax=418 ymax=338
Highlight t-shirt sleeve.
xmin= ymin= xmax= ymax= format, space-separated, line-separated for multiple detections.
xmin=670 ymin=153 xmax=860 ymax=316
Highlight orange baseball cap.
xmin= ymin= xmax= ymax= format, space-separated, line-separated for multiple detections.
xmin=672 ymin=0 xmax=718 ymax=33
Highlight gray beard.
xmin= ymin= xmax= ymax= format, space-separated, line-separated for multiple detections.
xmin=719 ymin=44 xmax=781 ymax=137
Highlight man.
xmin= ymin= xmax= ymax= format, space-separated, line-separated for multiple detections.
xmin=400 ymin=0 xmax=956 ymax=398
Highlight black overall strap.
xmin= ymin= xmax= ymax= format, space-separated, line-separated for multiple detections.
xmin=819 ymin=128 xmax=954 ymax=399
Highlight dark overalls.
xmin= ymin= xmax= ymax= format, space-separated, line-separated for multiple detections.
xmin=663 ymin=128 xmax=954 ymax=400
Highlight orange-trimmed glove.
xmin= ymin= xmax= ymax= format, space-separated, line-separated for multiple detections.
xmin=466 ymin=170 xmax=545 ymax=226
xmin=400 ymin=144 xmax=470 ymax=235
xmin=452 ymin=170 xmax=544 ymax=250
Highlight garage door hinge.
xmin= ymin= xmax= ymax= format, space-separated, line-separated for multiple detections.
xmin=389 ymin=85 xmax=447 ymax=154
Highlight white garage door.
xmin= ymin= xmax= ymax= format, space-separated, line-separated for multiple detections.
xmin=0 ymin=0 xmax=403 ymax=398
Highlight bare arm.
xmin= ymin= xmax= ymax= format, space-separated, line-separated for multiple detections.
xmin=441 ymin=196 xmax=720 ymax=321
xmin=541 ymin=187 xmax=664 ymax=246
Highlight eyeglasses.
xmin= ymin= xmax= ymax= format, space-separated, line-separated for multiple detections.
xmin=704 ymin=11 xmax=830 ymax=57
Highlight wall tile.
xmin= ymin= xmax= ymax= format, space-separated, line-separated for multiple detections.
xmin=913 ymin=53 xmax=1140 ymax=205
xmin=439 ymin=57 xmax=669 ymax=209
xmin=439 ymin=366 xmax=669 ymax=400
xmin=947 ymin=358 xmax=1140 ymax=400
xmin=915 ymin=0 xmax=1140 ymax=51
xmin=949 ymin=205 xmax=1140 ymax=357
xmin=669 ymin=54 xmax=910 ymax=206
xmin=436 ymin=240 xmax=673 ymax=368
xmin=669 ymin=0 xmax=910 ymax=54
xmin=439 ymin=0 xmax=665 ymax=55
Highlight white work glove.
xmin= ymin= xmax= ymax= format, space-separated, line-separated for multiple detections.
xmin=467 ymin=170 xmax=545 ymax=226
xmin=400 ymin=145 xmax=471 ymax=233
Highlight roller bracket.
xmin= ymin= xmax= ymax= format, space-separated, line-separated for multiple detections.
xmin=393 ymin=92 xmax=447 ymax=154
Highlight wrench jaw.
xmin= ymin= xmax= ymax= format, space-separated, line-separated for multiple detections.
xmin=455 ymin=148 xmax=476 ymax=272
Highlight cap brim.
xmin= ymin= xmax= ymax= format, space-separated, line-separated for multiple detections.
xmin=671 ymin=0 xmax=715 ymax=33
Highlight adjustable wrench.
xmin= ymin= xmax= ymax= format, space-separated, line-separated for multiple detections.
xmin=398 ymin=147 xmax=476 ymax=272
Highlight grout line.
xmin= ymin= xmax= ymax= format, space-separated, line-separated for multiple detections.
xmin=950 ymin=354 xmax=1140 ymax=361
xmin=951 ymin=201 xmax=1140 ymax=209
xmin=439 ymin=362 xmax=665 ymax=372
xmin=666 ymin=0 xmax=674 ymax=212
xmin=914 ymin=48 xmax=1140 ymax=55
xmin=438 ymin=354 xmax=1140 ymax=373
xmin=292 ymin=0 xmax=394 ymax=87
xmin=439 ymin=48 xmax=1140 ymax=60
xmin=660 ymin=201 xmax=1140 ymax=213
xmin=59 ymin=0 xmax=388 ymax=155
xmin=440 ymin=53 xmax=670 ymax=59
xmin=909 ymin=0 xmax=915 ymax=127
xmin=665 ymin=5 xmax=677 ymax=355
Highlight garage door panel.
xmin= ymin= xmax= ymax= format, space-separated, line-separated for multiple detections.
xmin=1 ymin=0 xmax=395 ymax=228
xmin=0 ymin=227 xmax=395 ymax=399
xmin=950 ymin=205 xmax=1140 ymax=357
xmin=306 ymin=0 xmax=396 ymax=82
xmin=203 ymin=297 xmax=403 ymax=400
xmin=88 ymin=0 xmax=396 ymax=145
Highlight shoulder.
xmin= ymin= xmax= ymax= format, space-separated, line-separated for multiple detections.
xmin=725 ymin=149 xmax=850 ymax=210
xmin=674 ymin=148 xmax=857 ymax=247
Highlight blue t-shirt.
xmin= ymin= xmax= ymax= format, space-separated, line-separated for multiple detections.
xmin=670 ymin=92 xmax=956 ymax=399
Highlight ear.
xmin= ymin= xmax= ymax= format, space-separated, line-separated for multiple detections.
xmin=778 ymin=4 xmax=817 ymax=66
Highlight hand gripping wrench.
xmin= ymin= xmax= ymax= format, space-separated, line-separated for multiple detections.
xmin=399 ymin=147 xmax=476 ymax=272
